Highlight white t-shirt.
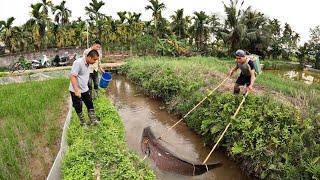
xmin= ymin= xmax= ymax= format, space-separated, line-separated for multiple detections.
xmin=68 ymin=57 xmax=90 ymax=93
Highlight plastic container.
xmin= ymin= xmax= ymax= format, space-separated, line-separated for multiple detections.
xmin=99 ymin=72 xmax=112 ymax=88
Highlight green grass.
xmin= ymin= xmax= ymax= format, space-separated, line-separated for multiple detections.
xmin=120 ymin=56 xmax=320 ymax=179
xmin=0 ymin=67 xmax=7 ymax=72
xmin=62 ymin=94 xmax=155 ymax=180
xmin=0 ymin=78 xmax=69 ymax=180
xmin=256 ymin=72 xmax=320 ymax=115
xmin=262 ymin=60 xmax=302 ymax=70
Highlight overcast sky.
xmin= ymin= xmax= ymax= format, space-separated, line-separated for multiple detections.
xmin=1 ymin=0 xmax=319 ymax=43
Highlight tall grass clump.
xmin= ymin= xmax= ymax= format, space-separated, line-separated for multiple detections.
xmin=0 ymin=78 xmax=69 ymax=179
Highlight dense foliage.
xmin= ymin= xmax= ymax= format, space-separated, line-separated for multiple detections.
xmin=0 ymin=0 xmax=319 ymax=66
xmin=120 ymin=57 xmax=320 ymax=179
xmin=62 ymin=95 xmax=155 ymax=180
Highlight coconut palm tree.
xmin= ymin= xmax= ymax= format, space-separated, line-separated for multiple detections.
xmin=170 ymin=9 xmax=188 ymax=40
xmin=281 ymin=23 xmax=300 ymax=60
xmin=11 ymin=26 xmax=33 ymax=52
xmin=52 ymin=0 xmax=72 ymax=25
xmin=38 ymin=0 xmax=53 ymax=15
xmin=117 ymin=11 xmax=127 ymax=24
xmin=220 ymin=0 xmax=247 ymax=53
xmin=126 ymin=12 xmax=144 ymax=55
xmin=85 ymin=0 xmax=105 ymax=20
xmin=145 ymin=0 xmax=166 ymax=38
xmin=308 ymin=26 xmax=320 ymax=69
xmin=27 ymin=3 xmax=50 ymax=50
xmin=71 ymin=19 xmax=87 ymax=48
xmin=85 ymin=0 xmax=105 ymax=40
xmin=208 ymin=14 xmax=221 ymax=49
xmin=241 ymin=8 xmax=271 ymax=57
xmin=0 ymin=17 xmax=15 ymax=52
xmin=192 ymin=11 xmax=209 ymax=51
xmin=267 ymin=18 xmax=282 ymax=58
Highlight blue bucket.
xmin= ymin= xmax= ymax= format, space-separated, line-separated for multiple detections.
xmin=99 ymin=72 xmax=112 ymax=88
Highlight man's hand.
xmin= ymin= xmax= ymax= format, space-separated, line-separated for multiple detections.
xmin=227 ymin=70 xmax=233 ymax=77
xmin=99 ymin=67 xmax=105 ymax=74
xmin=75 ymin=89 xmax=81 ymax=97
xmin=246 ymin=85 xmax=253 ymax=92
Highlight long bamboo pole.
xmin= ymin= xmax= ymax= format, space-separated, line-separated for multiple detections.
xmin=202 ymin=91 xmax=249 ymax=165
xmin=158 ymin=76 xmax=229 ymax=140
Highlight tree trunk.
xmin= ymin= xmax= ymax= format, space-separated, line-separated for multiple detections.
xmin=130 ymin=42 xmax=133 ymax=57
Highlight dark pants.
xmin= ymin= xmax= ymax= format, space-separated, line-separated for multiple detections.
xmin=70 ymin=91 xmax=94 ymax=113
xmin=234 ymin=74 xmax=251 ymax=94
xmin=88 ymin=71 xmax=99 ymax=90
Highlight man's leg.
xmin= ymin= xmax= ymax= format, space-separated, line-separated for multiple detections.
xmin=81 ymin=91 xmax=99 ymax=125
xmin=88 ymin=73 xmax=94 ymax=99
xmin=70 ymin=91 xmax=87 ymax=128
xmin=234 ymin=75 xmax=246 ymax=94
xmin=92 ymin=71 xmax=99 ymax=98
xmin=233 ymin=83 xmax=241 ymax=94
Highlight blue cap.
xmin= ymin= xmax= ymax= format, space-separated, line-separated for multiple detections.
xmin=235 ymin=49 xmax=246 ymax=57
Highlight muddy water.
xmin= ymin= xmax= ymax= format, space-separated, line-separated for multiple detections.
xmin=267 ymin=70 xmax=320 ymax=85
xmin=107 ymin=75 xmax=250 ymax=180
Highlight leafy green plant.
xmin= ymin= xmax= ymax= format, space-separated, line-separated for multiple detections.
xmin=62 ymin=95 xmax=155 ymax=180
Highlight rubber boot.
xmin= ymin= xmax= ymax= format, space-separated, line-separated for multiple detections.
xmin=77 ymin=112 xmax=88 ymax=128
xmin=88 ymin=109 xmax=99 ymax=125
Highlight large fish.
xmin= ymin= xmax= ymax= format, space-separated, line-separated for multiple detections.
xmin=141 ymin=126 xmax=222 ymax=176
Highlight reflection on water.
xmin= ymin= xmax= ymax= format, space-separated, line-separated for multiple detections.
xmin=106 ymin=75 xmax=250 ymax=180
xmin=268 ymin=70 xmax=320 ymax=85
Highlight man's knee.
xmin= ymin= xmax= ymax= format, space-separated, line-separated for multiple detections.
xmin=233 ymin=84 xmax=240 ymax=94
xmin=72 ymin=102 xmax=82 ymax=113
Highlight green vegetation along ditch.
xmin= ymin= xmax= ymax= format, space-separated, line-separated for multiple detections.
xmin=62 ymin=94 xmax=155 ymax=180
xmin=120 ymin=57 xmax=320 ymax=179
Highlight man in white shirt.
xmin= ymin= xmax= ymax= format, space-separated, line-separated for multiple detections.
xmin=69 ymin=49 xmax=100 ymax=128
xmin=83 ymin=40 xmax=105 ymax=99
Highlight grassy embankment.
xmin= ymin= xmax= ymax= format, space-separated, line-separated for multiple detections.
xmin=0 ymin=78 xmax=69 ymax=179
xmin=120 ymin=56 xmax=319 ymax=179
xmin=62 ymin=94 xmax=155 ymax=180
